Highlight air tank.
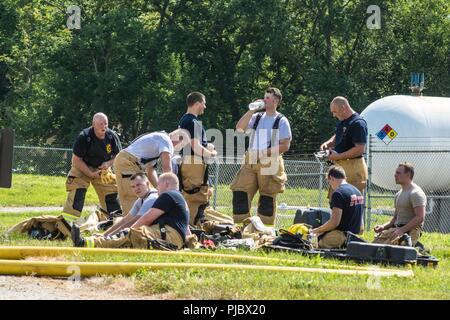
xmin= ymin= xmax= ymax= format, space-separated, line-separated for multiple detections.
xmin=361 ymin=95 xmax=450 ymax=192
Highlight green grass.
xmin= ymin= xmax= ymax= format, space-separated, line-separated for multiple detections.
xmin=1 ymin=210 xmax=449 ymax=300
xmin=2 ymin=174 xmax=395 ymax=210
xmin=0 ymin=174 xmax=99 ymax=207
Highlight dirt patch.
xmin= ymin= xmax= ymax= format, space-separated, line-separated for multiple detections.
xmin=0 ymin=275 xmax=162 ymax=300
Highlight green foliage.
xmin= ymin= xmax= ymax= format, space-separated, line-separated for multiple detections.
xmin=0 ymin=0 xmax=449 ymax=152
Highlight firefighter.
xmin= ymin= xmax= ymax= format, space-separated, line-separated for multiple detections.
xmin=103 ymin=172 xmax=158 ymax=237
xmin=311 ymin=166 xmax=364 ymax=249
xmin=62 ymin=113 xmax=121 ymax=223
xmin=231 ymin=87 xmax=292 ymax=225
xmin=72 ymin=173 xmax=190 ymax=250
xmin=178 ymin=92 xmax=217 ymax=226
xmin=113 ymin=129 xmax=190 ymax=216
xmin=373 ymin=163 xmax=426 ymax=246
xmin=320 ymin=96 xmax=368 ymax=196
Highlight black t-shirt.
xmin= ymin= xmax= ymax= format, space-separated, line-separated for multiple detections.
xmin=330 ymin=183 xmax=363 ymax=234
xmin=179 ymin=113 xmax=207 ymax=156
xmin=152 ymin=190 xmax=189 ymax=241
xmin=335 ymin=113 xmax=367 ymax=154
xmin=72 ymin=127 xmax=122 ymax=168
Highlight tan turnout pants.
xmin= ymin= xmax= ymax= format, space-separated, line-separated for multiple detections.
xmin=63 ymin=166 xmax=119 ymax=222
xmin=180 ymin=155 xmax=212 ymax=226
xmin=231 ymin=152 xmax=287 ymax=225
xmin=373 ymin=226 xmax=422 ymax=246
xmin=85 ymin=225 xmax=184 ymax=249
xmin=328 ymin=157 xmax=368 ymax=201
xmin=318 ymin=230 xmax=347 ymax=249
xmin=113 ymin=150 xmax=146 ymax=216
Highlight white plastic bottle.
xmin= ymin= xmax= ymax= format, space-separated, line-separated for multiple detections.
xmin=248 ymin=100 xmax=265 ymax=110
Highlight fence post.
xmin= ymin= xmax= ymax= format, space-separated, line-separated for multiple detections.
xmin=366 ymin=134 xmax=373 ymax=230
xmin=318 ymin=158 xmax=324 ymax=208
xmin=212 ymin=158 xmax=220 ymax=209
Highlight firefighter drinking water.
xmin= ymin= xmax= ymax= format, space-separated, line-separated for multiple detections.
xmin=231 ymin=87 xmax=292 ymax=225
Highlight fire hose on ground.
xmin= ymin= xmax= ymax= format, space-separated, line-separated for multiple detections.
xmin=0 ymin=246 xmax=414 ymax=278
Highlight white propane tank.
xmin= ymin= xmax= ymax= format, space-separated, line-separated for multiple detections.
xmin=361 ymin=95 xmax=450 ymax=192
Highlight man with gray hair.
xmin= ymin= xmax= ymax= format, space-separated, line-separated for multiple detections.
xmin=63 ymin=113 xmax=122 ymax=223
xmin=320 ymin=96 xmax=368 ymax=196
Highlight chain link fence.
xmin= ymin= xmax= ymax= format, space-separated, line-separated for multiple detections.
xmin=12 ymin=140 xmax=450 ymax=233
xmin=11 ymin=146 xmax=329 ymax=229
xmin=366 ymin=136 xmax=450 ymax=234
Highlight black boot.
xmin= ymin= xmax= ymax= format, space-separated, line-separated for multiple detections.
xmin=71 ymin=224 xmax=85 ymax=247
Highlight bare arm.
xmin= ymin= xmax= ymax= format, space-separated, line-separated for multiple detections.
xmin=146 ymin=166 xmax=158 ymax=188
xmin=191 ymin=139 xmax=216 ymax=158
xmin=160 ymin=152 xmax=172 ymax=173
xmin=328 ymin=143 xmax=365 ymax=161
xmin=320 ymin=135 xmax=336 ymax=150
xmin=236 ymin=110 xmax=257 ymax=133
xmin=398 ymin=206 xmax=425 ymax=234
xmin=374 ymin=208 xmax=397 ymax=233
xmin=312 ymin=208 xmax=342 ymax=235
xmin=131 ymin=207 xmax=165 ymax=229
xmin=265 ymin=138 xmax=291 ymax=157
xmin=98 ymin=157 xmax=115 ymax=170
xmin=72 ymin=154 xmax=100 ymax=178
xmin=104 ymin=214 xmax=139 ymax=236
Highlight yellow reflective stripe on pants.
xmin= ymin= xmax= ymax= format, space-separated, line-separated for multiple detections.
xmin=62 ymin=213 xmax=78 ymax=223
xmin=85 ymin=238 xmax=95 ymax=248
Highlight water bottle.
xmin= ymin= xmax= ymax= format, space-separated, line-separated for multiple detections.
xmin=248 ymin=100 xmax=265 ymax=111
xmin=309 ymin=232 xmax=319 ymax=249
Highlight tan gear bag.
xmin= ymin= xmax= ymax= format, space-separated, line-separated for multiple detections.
xmin=8 ymin=215 xmax=72 ymax=240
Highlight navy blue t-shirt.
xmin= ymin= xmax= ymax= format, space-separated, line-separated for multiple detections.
xmin=73 ymin=127 xmax=122 ymax=168
xmin=330 ymin=183 xmax=363 ymax=233
xmin=179 ymin=113 xmax=207 ymax=156
xmin=152 ymin=190 xmax=189 ymax=241
xmin=335 ymin=113 xmax=367 ymax=154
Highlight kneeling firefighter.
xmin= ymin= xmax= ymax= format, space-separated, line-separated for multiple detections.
xmin=178 ymin=92 xmax=217 ymax=226
xmin=231 ymin=87 xmax=292 ymax=225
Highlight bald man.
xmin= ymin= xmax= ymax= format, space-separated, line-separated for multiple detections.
xmin=320 ymin=97 xmax=368 ymax=197
xmin=63 ymin=113 xmax=122 ymax=223
xmin=72 ymin=172 xmax=190 ymax=250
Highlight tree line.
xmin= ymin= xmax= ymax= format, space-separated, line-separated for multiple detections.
xmin=1 ymin=0 xmax=449 ymax=155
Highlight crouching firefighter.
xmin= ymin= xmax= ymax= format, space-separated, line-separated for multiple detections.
xmin=72 ymin=173 xmax=190 ymax=250
xmin=113 ymin=129 xmax=190 ymax=216
xmin=178 ymin=92 xmax=217 ymax=226
xmin=63 ymin=113 xmax=122 ymax=223
xmin=231 ymin=87 xmax=292 ymax=225
xmin=311 ymin=166 xmax=364 ymax=249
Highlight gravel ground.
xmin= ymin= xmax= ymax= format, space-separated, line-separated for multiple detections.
xmin=0 ymin=275 xmax=158 ymax=300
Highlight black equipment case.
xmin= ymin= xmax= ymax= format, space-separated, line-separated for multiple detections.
xmin=294 ymin=208 xmax=331 ymax=228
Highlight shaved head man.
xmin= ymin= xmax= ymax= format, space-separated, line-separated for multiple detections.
xmin=320 ymin=96 xmax=368 ymax=200
xmin=62 ymin=112 xmax=122 ymax=223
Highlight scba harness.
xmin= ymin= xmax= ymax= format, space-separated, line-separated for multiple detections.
xmin=249 ymin=112 xmax=285 ymax=149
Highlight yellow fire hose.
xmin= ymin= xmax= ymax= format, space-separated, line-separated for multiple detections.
xmin=0 ymin=246 xmax=408 ymax=271
xmin=0 ymin=246 xmax=413 ymax=278
xmin=0 ymin=259 xmax=413 ymax=278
